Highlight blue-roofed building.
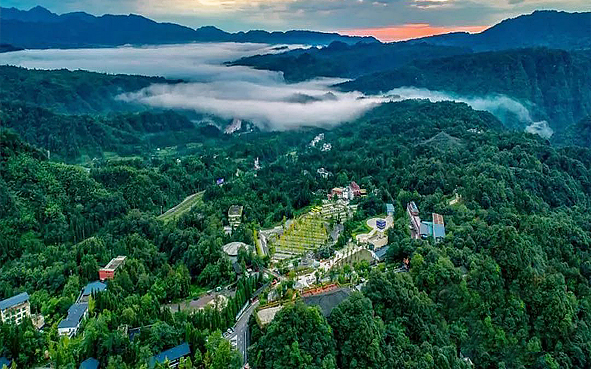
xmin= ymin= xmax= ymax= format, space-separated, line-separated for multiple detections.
xmin=58 ymin=303 xmax=88 ymax=337
xmin=419 ymin=213 xmax=446 ymax=243
xmin=0 ymin=357 xmax=10 ymax=368
xmin=78 ymin=281 xmax=107 ymax=303
xmin=79 ymin=357 xmax=99 ymax=369
xmin=386 ymin=203 xmax=395 ymax=217
xmin=374 ymin=245 xmax=390 ymax=262
xmin=0 ymin=292 xmax=31 ymax=325
xmin=149 ymin=342 xmax=191 ymax=368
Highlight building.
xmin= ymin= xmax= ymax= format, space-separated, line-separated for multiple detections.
xmin=228 ymin=205 xmax=244 ymax=229
xmin=407 ymin=202 xmax=422 ymax=240
xmin=0 ymin=292 xmax=31 ymax=325
xmin=99 ymin=256 xmax=126 ymax=281
xmin=58 ymin=303 xmax=88 ymax=337
xmin=316 ymin=167 xmax=331 ymax=179
xmin=349 ymin=181 xmax=361 ymax=197
xmin=79 ymin=357 xmax=100 ymax=369
xmin=222 ymin=242 xmax=251 ymax=263
xmin=386 ymin=203 xmax=395 ymax=217
xmin=78 ymin=281 xmax=107 ymax=303
xmin=409 ymin=201 xmax=446 ymax=243
xmin=149 ymin=342 xmax=191 ymax=368
xmin=376 ymin=219 xmax=387 ymax=230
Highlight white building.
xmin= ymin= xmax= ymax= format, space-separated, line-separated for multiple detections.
xmin=58 ymin=303 xmax=88 ymax=337
xmin=0 ymin=292 xmax=31 ymax=325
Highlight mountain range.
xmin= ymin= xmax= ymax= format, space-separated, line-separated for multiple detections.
xmin=0 ymin=6 xmax=378 ymax=49
xmin=411 ymin=10 xmax=591 ymax=51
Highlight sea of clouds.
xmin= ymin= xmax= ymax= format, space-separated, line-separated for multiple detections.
xmin=0 ymin=43 xmax=550 ymax=136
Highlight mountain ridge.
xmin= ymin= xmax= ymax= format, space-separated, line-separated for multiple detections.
xmin=0 ymin=6 xmax=379 ymax=49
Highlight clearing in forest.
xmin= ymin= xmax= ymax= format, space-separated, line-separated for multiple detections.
xmin=158 ymin=191 xmax=204 ymax=222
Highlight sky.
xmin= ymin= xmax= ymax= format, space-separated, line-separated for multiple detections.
xmin=3 ymin=0 xmax=590 ymax=41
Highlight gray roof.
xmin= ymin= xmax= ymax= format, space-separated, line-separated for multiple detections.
xmin=58 ymin=303 xmax=88 ymax=329
xmin=0 ymin=292 xmax=29 ymax=311
xmin=79 ymin=357 xmax=99 ymax=369
xmin=149 ymin=342 xmax=190 ymax=367
xmin=303 ymin=288 xmax=351 ymax=317
xmin=374 ymin=246 xmax=390 ymax=261
xmin=433 ymin=224 xmax=446 ymax=239
xmin=82 ymin=281 xmax=107 ymax=296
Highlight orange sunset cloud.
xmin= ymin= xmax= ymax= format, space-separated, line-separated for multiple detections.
xmin=340 ymin=23 xmax=489 ymax=42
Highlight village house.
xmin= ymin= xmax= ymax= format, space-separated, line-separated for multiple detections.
xmin=58 ymin=303 xmax=88 ymax=337
xmin=149 ymin=342 xmax=191 ymax=368
xmin=0 ymin=292 xmax=31 ymax=325
xmin=99 ymin=256 xmax=127 ymax=281
xmin=228 ymin=205 xmax=244 ymax=229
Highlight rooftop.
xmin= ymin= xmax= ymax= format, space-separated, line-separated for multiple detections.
xmin=102 ymin=256 xmax=126 ymax=271
xmin=303 ymin=288 xmax=351 ymax=316
xmin=0 ymin=292 xmax=29 ymax=311
xmin=228 ymin=205 xmax=243 ymax=217
xmin=79 ymin=357 xmax=99 ymax=369
xmin=386 ymin=203 xmax=395 ymax=212
xmin=58 ymin=303 xmax=88 ymax=329
xmin=82 ymin=281 xmax=107 ymax=296
xmin=222 ymin=242 xmax=250 ymax=257
xmin=149 ymin=342 xmax=190 ymax=367
xmin=374 ymin=245 xmax=390 ymax=261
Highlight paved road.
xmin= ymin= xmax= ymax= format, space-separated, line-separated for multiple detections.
xmin=229 ymin=300 xmax=259 ymax=364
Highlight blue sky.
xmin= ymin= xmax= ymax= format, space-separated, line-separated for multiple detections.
xmin=3 ymin=0 xmax=590 ymax=38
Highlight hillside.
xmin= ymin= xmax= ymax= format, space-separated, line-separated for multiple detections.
xmin=0 ymin=66 xmax=180 ymax=115
xmin=412 ymin=10 xmax=591 ymax=51
xmin=553 ymin=115 xmax=591 ymax=147
xmin=0 ymin=6 xmax=377 ymax=48
xmin=340 ymin=48 xmax=591 ymax=132
xmin=4 ymin=95 xmax=591 ymax=367
xmin=0 ymin=102 xmax=221 ymax=162
xmin=232 ymin=41 xmax=471 ymax=82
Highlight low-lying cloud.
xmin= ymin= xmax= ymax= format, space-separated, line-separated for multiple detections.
xmin=118 ymin=79 xmax=382 ymax=130
xmin=0 ymin=43 xmax=383 ymax=130
xmin=383 ymin=87 xmax=552 ymax=137
xmin=1 ymin=44 xmax=550 ymax=135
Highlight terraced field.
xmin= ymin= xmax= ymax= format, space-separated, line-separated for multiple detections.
xmin=273 ymin=213 xmax=329 ymax=260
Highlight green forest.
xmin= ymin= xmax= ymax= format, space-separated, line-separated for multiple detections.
xmin=1 ymin=58 xmax=591 ymax=369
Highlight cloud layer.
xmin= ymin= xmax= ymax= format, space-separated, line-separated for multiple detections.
xmin=0 ymin=44 xmax=551 ymax=136
xmin=384 ymin=87 xmax=552 ymax=137
xmin=0 ymin=43 xmax=383 ymax=130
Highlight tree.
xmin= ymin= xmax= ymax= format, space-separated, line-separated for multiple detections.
xmin=251 ymin=302 xmax=336 ymax=369
xmin=203 ymin=331 xmax=242 ymax=369
xmin=328 ymin=292 xmax=386 ymax=369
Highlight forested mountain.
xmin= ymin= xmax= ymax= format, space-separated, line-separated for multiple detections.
xmin=411 ymin=10 xmax=591 ymax=51
xmin=0 ymin=66 xmax=179 ymax=115
xmin=0 ymin=6 xmax=377 ymax=49
xmin=553 ymin=115 xmax=591 ymax=148
xmin=232 ymin=41 xmax=471 ymax=82
xmin=340 ymin=48 xmax=591 ymax=132
xmin=0 ymin=102 xmax=226 ymax=162
xmin=4 ymin=94 xmax=591 ymax=367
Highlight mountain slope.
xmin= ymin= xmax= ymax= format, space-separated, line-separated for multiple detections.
xmin=553 ymin=115 xmax=591 ymax=147
xmin=0 ymin=6 xmax=377 ymax=48
xmin=412 ymin=10 xmax=591 ymax=51
xmin=0 ymin=66 xmax=180 ymax=114
xmin=340 ymin=48 xmax=591 ymax=132
xmin=232 ymin=41 xmax=472 ymax=82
